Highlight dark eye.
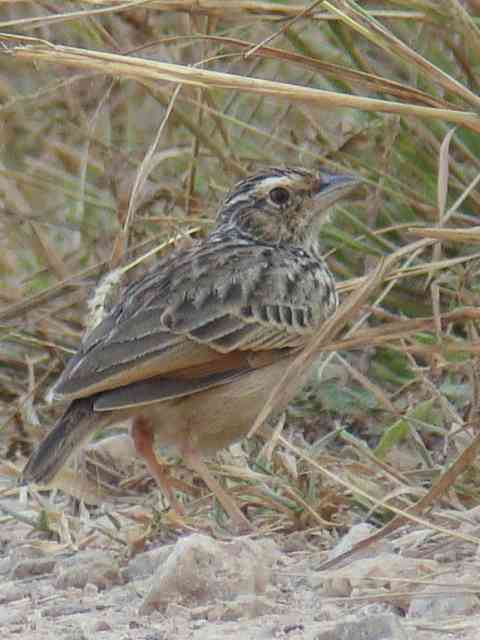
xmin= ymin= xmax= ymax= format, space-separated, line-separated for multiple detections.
xmin=269 ymin=187 xmax=290 ymax=206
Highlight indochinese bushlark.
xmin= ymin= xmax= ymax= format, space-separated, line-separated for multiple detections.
xmin=23 ymin=167 xmax=359 ymax=529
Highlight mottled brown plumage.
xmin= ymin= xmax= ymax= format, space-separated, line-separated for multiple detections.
xmin=23 ymin=167 xmax=359 ymax=529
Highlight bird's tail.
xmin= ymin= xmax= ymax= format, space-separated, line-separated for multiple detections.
xmin=22 ymin=396 xmax=110 ymax=485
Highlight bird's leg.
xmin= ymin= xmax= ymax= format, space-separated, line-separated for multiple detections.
xmin=130 ymin=416 xmax=185 ymax=516
xmin=181 ymin=439 xmax=251 ymax=532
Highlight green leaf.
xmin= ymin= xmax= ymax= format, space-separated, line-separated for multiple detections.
xmin=375 ymin=399 xmax=442 ymax=459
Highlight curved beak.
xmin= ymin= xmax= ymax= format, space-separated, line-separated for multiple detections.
xmin=312 ymin=172 xmax=362 ymax=210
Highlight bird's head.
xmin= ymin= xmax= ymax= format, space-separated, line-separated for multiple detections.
xmin=215 ymin=167 xmax=360 ymax=253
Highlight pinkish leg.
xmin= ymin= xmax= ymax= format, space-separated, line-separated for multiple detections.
xmin=130 ymin=416 xmax=185 ymax=516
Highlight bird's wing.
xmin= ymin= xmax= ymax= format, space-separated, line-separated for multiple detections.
xmin=54 ymin=239 xmax=336 ymax=402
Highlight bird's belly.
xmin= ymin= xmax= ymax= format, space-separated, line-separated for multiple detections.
xmin=137 ymin=358 xmax=292 ymax=455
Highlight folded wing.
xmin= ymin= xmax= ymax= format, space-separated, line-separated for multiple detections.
xmin=54 ymin=240 xmax=336 ymax=406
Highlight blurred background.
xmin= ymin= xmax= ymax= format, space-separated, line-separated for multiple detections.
xmin=1 ymin=1 xmax=480 ymax=534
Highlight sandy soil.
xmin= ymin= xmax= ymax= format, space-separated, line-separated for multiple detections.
xmin=2 ymin=487 xmax=480 ymax=640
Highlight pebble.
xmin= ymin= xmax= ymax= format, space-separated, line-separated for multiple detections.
xmin=408 ymin=572 xmax=480 ymax=618
xmin=313 ymin=613 xmax=408 ymax=640
xmin=122 ymin=544 xmax=174 ymax=581
xmin=0 ymin=609 xmax=28 ymax=627
xmin=11 ymin=558 xmax=56 ymax=579
xmin=55 ymin=551 xmax=123 ymax=590
xmin=93 ymin=619 xmax=112 ymax=631
xmin=42 ymin=603 xmax=92 ymax=619
xmin=0 ymin=580 xmax=31 ymax=604
xmin=140 ymin=534 xmax=279 ymax=615
xmin=310 ymin=551 xmax=438 ymax=609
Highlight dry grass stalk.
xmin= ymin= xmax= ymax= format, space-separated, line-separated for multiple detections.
xmin=318 ymin=427 xmax=480 ymax=571
xmin=5 ymin=41 xmax=479 ymax=131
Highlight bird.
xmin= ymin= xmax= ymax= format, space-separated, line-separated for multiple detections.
xmin=22 ymin=167 xmax=359 ymax=530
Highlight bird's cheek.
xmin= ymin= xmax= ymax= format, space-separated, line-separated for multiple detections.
xmin=245 ymin=212 xmax=276 ymax=241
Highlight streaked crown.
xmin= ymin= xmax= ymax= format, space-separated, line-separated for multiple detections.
xmin=215 ymin=167 xmax=359 ymax=252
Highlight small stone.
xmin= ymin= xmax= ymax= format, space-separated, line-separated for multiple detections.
xmin=192 ymin=618 xmax=207 ymax=630
xmin=140 ymin=534 xmax=279 ymax=615
xmin=279 ymin=531 xmax=310 ymax=553
xmin=122 ymin=545 xmax=174 ymax=581
xmin=58 ymin=550 xmax=112 ymax=569
xmin=283 ymin=622 xmax=305 ymax=635
xmin=165 ymin=602 xmax=192 ymax=620
xmin=206 ymin=604 xmax=225 ymax=622
xmin=222 ymin=595 xmax=277 ymax=621
xmin=11 ymin=558 xmax=56 ymax=579
xmin=321 ymin=576 xmax=352 ymax=598
xmin=315 ymin=604 xmax=343 ymax=622
xmin=190 ymin=605 xmax=213 ymax=620
xmin=56 ymin=552 xmax=122 ymax=590
xmin=63 ymin=624 xmax=88 ymax=640
xmin=314 ymin=614 xmax=408 ymax=640
xmin=129 ymin=620 xmax=141 ymax=629
xmin=42 ymin=603 xmax=91 ymax=619
xmin=408 ymin=572 xmax=480 ymax=618
xmin=310 ymin=552 xmax=438 ymax=609
xmin=83 ymin=582 xmax=99 ymax=597
xmin=7 ymin=541 xmax=46 ymax=562
xmin=0 ymin=557 xmax=12 ymax=575
xmin=94 ymin=620 xmax=112 ymax=632
xmin=0 ymin=581 xmax=31 ymax=604
xmin=0 ymin=610 xmax=28 ymax=627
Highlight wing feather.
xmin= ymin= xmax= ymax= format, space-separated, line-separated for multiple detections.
xmin=93 ymin=368 xmax=248 ymax=411
xmin=54 ymin=240 xmax=336 ymax=402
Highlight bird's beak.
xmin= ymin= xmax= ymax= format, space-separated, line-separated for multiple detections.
xmin=312 ymin=172 xmax=362 ymax=210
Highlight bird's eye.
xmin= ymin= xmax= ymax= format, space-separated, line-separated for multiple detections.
xmin=269 ymin=187 xmax=290 ymax=206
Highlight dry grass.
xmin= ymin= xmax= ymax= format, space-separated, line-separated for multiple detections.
xmin=1 ymin=1 xmax=480 ymax=565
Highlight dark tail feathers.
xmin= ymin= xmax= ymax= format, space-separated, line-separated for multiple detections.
xmin=22 ymin=397 xmax=105 ymax=485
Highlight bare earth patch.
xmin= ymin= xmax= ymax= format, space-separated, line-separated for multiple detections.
xmin=2 ymin=490 xmax=480 ymax=640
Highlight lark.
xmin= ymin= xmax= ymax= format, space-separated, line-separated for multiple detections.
xmin=23 ymin=167 xmax=359 ymax=529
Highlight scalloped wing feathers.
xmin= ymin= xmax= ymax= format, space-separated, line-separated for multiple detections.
xmin=54 ymin=240 xmax=336 ymax=401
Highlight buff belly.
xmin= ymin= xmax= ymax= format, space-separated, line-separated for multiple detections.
xmin=116 ymin=357 xmax=294 ymax=456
